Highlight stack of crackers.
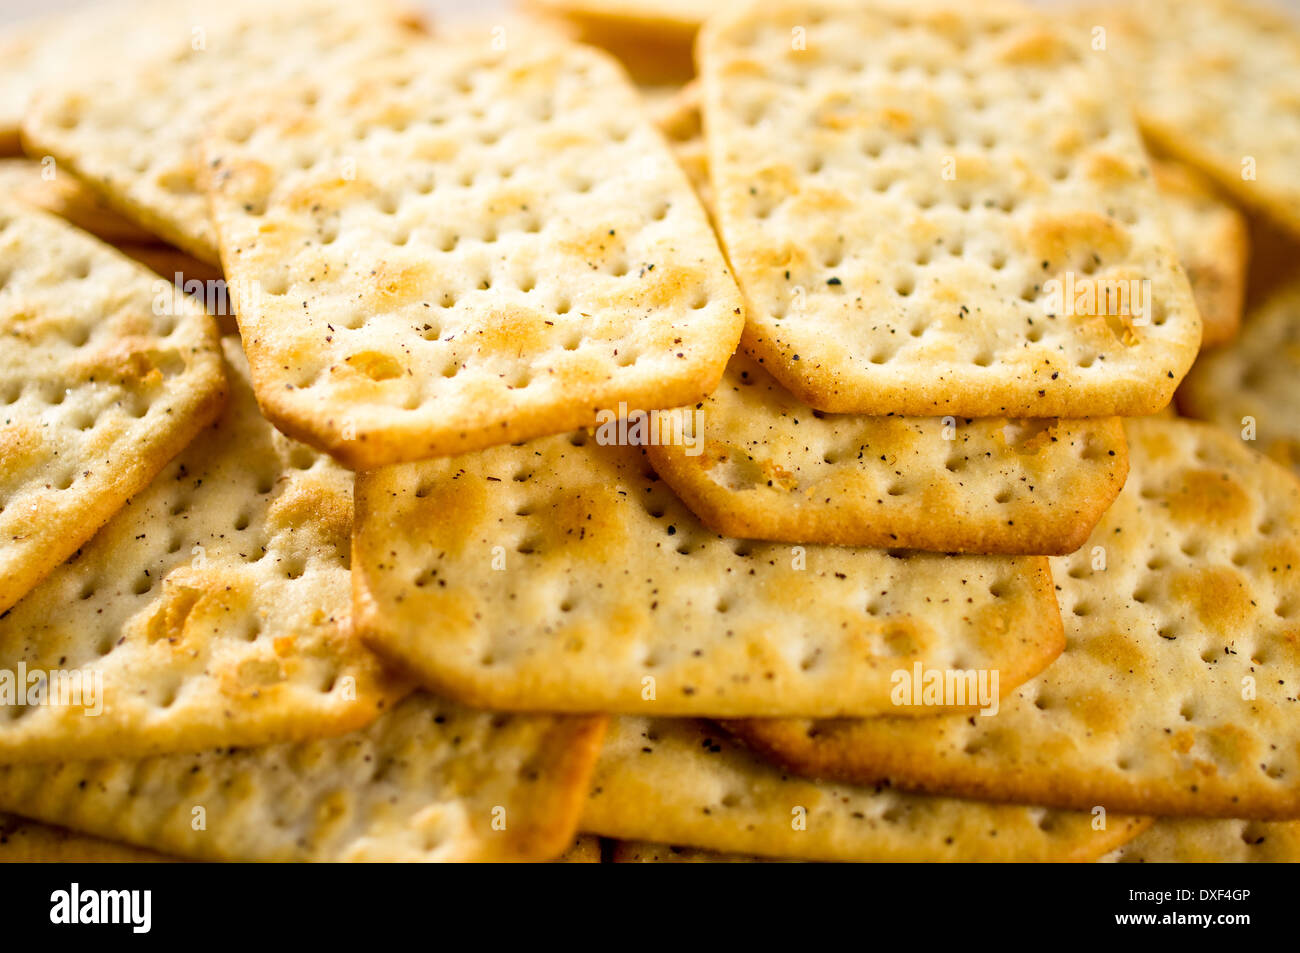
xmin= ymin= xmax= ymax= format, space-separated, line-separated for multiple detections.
xmin=0 ymin=0 xmax=1297 ymax=863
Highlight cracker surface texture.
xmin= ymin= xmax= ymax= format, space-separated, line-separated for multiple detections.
xmin=529 ymin=0 xmax=719 ymax=35
xmin=700 ymin=0 xmax=1200 ymax=416
xmin=732 ymin=419 xmax=1300 ymax=818
xmin=0 ymin=200 xmax=225 ymax=615
xmin=1102 ymin=817 xmax=1300 ymax=863
xmin=556 ymin=833 xmax=602 ymax=862
xmin=0 ymin=4 xmax=152 ymax=155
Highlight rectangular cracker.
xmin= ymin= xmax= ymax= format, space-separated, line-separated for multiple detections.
xmin=1178 ymin=277 xmax=1300 ymax=477
xmin=0 ymin=157 xmax=156 ymax=243
xmin=0 ymin=199 xmax=226 ymax=615
xmin=0 ymin=693 xmax=606 ymax=862
xmin=580 ymin=717 xmax=1150 ymax=861
xmin=0 ymin=338 xmax=403 ymax=762
xmin=732 ymin=418 xmax=1300 ymax=818
xmin=21 ymin=0 xmax=423 ymax=263
xmin=1084 ymin=0 xmax=1300 ymax=238
xmin=699 ymin=0 xmax=1201 ymax=417
xmin=1102 ymin=818 xmax=1300 ymax=863
xmin=0 ymin=813 xmax=175 ymax=862
xmin=647 ymin=352 xmax=1128 ymax=554
xmin=203 ymin=30 xmax=741 ymax=468
xmin=1152 ymin=160 xmax=1249 ymax=349
xmin=354 ymin=432 xmax=1064 ymax=717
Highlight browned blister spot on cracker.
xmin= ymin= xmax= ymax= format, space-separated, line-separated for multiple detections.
xmin=362 ymin=259 xmax=438 ymax=312
xmin=0 ymin=423 xmax=43 ymax=472
xmin=343 ymin=351 xmax=404 ymax=382
xmin=993 ymin=26 xmax=1075 ymax=65
xmin=1161 ymin=469 xmax=1252 ymax=526
xmin=1023 ymin=211 xmax=1130 ymax=268
xmin=1169 ymin=567 xmax=1253 ymax=638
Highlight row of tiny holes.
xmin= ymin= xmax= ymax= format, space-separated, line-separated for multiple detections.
xmin=69 ymin=452 xmax=322 ymax=604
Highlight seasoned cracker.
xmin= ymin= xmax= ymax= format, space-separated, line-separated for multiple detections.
xmin=733 ymin=419 xmax=1300 ymax=818
xmin=647 ymin=353 xmax=1128 ymax=554
xmin=1152 ymin=160 xmax=1249 ymax=349
xmin=0 ymin=200 xmax=225 ymax=615
xmin=0 ymin=693 xmax=606 ymax=862
xmin=0 ymin=158 xmax=156 ymax=243
xmin=580 ymin=717 xmax=1149 ymax=861
xmin=1178 ymin=278 xmax=1300 ymax=477
xmin=354 ymin=432 xmax=1063 ymax=717
xmin=700 ymin=0 xmax=1200 ymax=416
xmin=1102 ymin=818 xmax=1300 ymax=863
xmin=22 ymin=0 xmax=421 ymax=263
xmin=1086 ymin=0 xmax=1300 ymax=238
xmin=204 ymin=32 xmax=742 ymax=468
xmin=0 ymin=339 xmax=402 ymax=762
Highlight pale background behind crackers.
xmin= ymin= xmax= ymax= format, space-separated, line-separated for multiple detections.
xmin=0 ymin=0 xmax=1297 ymax=27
